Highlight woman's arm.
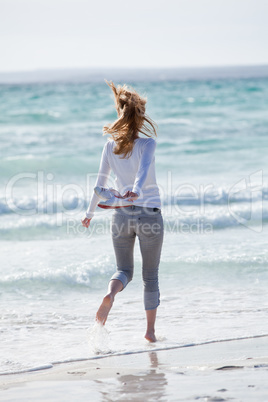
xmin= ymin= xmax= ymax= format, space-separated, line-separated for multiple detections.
xmin=131 ymin=138 xmax=156 ymax=197
xmin=82 ymin=142 xmax=111 ymax=224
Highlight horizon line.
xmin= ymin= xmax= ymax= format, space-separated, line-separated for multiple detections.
xmin=0 ymin=63 xmax=268 ymax=75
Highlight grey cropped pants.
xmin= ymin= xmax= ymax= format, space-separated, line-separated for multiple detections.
xmin=110 ymin=205 xmax=164 ymax=310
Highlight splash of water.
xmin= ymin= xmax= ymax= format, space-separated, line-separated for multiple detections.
xmin=88 ymin=322 xmax=111 ymax=355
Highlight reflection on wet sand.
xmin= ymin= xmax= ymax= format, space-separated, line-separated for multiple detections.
xmin=97 ymin=352 xmax=167 ymax=401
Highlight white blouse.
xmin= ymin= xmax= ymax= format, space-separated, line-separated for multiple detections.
xmin=85 ymin=137 xmax=161 ymax=219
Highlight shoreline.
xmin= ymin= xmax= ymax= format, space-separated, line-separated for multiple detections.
xmin=1 ymin=336 xmax=268 ymax=401
xmin=1 ymin=333 xmax=268 ymax=377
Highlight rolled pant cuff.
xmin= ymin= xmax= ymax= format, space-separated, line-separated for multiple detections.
xmin=110 ymin=271 xmax=129 ymax=289
xmin=144 ymin=290 xmax=160 ymax=310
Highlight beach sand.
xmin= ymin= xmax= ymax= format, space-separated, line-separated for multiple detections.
xmin=1 ymin=335 xmax=267 ymax=401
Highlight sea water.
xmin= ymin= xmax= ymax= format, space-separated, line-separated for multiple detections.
xmin=0 ymin=68 xmax=268 ymax=374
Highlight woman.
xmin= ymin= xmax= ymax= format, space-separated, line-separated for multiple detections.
xmin=81 ymin=80 xmax=164 ymax=342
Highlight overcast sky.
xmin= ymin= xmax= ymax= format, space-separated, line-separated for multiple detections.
xmin=0 ymin=0 xmax=267 ymax=72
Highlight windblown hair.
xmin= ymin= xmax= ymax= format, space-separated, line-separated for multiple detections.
xmin=103 ymin=80 xmax=157 ymax=158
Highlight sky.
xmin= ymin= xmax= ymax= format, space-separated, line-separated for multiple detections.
xmin=0 ymin=0 xmax=268 ymax=72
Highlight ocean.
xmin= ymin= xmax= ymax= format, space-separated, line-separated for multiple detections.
xmin=0 ymin=67 xmax=268 ymax=375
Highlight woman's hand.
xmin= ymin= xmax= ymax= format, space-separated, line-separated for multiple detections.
xmin=81 ymin=217 xmax=91 ymax=228
xmin=122 ymin=191 xmax=139 ymax=202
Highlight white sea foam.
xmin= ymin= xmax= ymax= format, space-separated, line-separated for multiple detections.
xmin=1 ymin=182 xmax=266 ymax=215
xmin=0 ymin=249 xmax=114 ymax=291
xmin=0 ymin=202 xmax=267 ymax=242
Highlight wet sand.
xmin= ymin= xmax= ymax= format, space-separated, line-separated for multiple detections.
xmin=1 ymin=336 xmax=268 ymax=401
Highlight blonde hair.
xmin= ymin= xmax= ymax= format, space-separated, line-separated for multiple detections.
xmin=103 ymin=80 xmax=157 ymax=158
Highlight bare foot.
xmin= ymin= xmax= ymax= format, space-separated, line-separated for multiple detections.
xmin=96 ymin=294 xmax=114 ymax=325
xmin=145 ymin=331 xmax=157 ymax=342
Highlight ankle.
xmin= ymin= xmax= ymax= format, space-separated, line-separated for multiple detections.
xmin=105 ymin=293 xmax=114 ymax=302
xmin=145 ymin=329 xmax=157 ymax=342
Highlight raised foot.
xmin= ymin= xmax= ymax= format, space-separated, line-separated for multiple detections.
xmin=96 ymin=294 xmax=114 ymax=325
xmin=145 ymin=331 xmax=157 ymax=343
